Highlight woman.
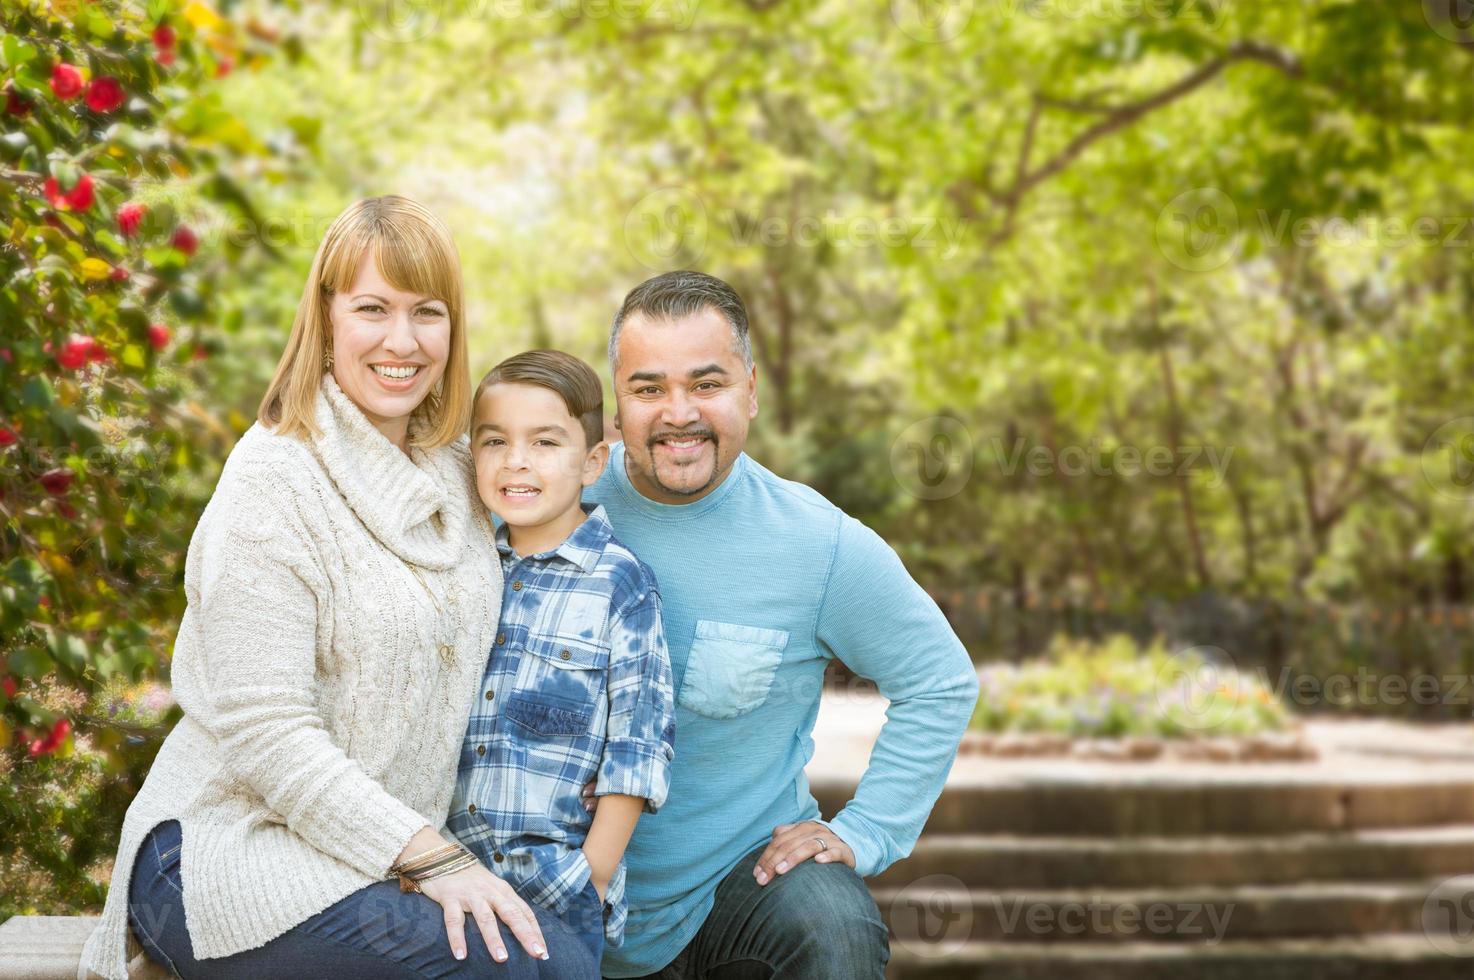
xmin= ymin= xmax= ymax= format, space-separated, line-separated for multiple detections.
xmin=79 ymin=197 xmax=598 ymax=979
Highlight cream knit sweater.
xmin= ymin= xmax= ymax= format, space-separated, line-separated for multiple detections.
xmin=78 ymin=372 xmax=503 ymax=979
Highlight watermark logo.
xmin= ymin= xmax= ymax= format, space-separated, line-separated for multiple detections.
xmin=1152 ymin=645 xmax=1245 ymax=732
xmin=891 ymin=416 xmax=974 ymax=501
xmin=891 ymin=0 xmax=975 ymax=42
xmin=1422 ymin=875 xmax=1474 ymax=956
xmin=889 ymin=873 xmax=974 ymax=957
xmin=623 ymin=186 xmax=709 ymax=271
xmin=1425 ymin=0 xmax=1474 ymax=42
xmin=357 ymin=0 xmax=444 ymax=42
xmin=1156 ymin=187 xmax=1240 ymax=272
xmin=1423 ymin=418 xmax=1474 ymax=501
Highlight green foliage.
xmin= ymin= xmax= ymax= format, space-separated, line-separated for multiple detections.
xmin=0 ymin=0 xmax=283 ymax=915
xmin=970 ymin=633 xmax=1291 ymax=738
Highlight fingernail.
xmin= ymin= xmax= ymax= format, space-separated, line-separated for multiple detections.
xmin=455 ymin=949 xmax=466 ymax=961
xmin=755 ymin=871 xmax=767 ymax=883
xmin=776 ymin=861 xmax=787 ymax=872
xmin=494 ymin=950 xmax=506 ymax=962
xmin=534 ymin=945 xmax=545 ymax=956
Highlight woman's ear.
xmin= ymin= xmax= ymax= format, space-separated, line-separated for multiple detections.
xmin=582 ymin=440 xmax=610 ymax=487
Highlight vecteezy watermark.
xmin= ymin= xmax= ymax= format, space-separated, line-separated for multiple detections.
xmin=1424 ymin=0 xmax=1474 ymax=43
xmin=989 ymin=437 xmax=1235 ymax=488
xmin=1422 ymin=875 xmax=1474 ymax=956
xmin=1422 ymin=417 xmax=1474 ymax=501
xmin=621 ymin=187 xmax=970 ymax=271
xmin=981 ymin=895 xmax=1235 ymax=942
xmin=891 ymin=416 xmax=975 ymax=501
xmin=889 ymin=874 xmax=974 ymax=958
xmin=1155 ymin=645 xmax=1474 ymax=732
xmin=1157 ymin=188 xmax=1474 ymax=273
xmin=356 ymin=0 xmax=701 ymax=43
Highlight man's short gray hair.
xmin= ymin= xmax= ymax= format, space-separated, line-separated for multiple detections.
xmin=608 ymin=271 xmax=754 ymax=375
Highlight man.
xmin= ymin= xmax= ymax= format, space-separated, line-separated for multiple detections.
xmin=581 ymin=270 xmax=980 ymax=978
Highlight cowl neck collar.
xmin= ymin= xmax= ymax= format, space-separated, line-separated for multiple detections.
xmin=308 ymin=370 xmax=469 ymax=569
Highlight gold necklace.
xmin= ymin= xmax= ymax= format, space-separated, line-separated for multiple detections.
xmin=408 ymin=563 xmax=457 ymax=667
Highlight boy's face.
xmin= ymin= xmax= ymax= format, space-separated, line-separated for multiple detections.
xmin=472 ymin=382 xmax=607 ymax=531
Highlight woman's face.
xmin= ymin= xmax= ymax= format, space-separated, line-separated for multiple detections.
xmin=328 ymin=252 xmax=451 ymax=444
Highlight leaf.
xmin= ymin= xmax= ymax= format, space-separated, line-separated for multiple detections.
xmin=77 ymin=257 xmax=112 ymax=282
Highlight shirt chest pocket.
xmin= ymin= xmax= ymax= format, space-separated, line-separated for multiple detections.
xmin=678 ymin=620 xmax=790 ymax=720
xmin=504 ymin=637 xmax=608 ymax=738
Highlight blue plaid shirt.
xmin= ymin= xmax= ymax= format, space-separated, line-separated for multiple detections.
xmin=449 ymin=503 xmax=676 ymax=949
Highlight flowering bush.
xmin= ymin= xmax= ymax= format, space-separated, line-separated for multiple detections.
xmin=971 ymin=634 xmax=1293 ymax=739
xmin=1 ymin=0 xmax=280 ymax=916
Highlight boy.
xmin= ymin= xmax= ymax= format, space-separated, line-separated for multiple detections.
xmin=450 ymin=349 xmax=677 ymax=968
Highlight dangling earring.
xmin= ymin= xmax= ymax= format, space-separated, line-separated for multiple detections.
xmin=322 ymin=346 xmax=333 ymax=371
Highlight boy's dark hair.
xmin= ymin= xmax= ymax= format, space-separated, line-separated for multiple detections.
xmin=609 ymin=270 xmax=753 ymax=373
xmin=474 ymin=349 xmax=604 ymax=449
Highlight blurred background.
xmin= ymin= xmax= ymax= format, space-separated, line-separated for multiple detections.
xmin=6 ymin=0 xmax=1474 ymax=975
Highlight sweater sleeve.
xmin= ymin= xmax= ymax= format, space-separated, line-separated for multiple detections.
xmin=812 ymin=514 xmax=981 ymax=877
xmin=176 ymin=474 xmax=432 ymax=880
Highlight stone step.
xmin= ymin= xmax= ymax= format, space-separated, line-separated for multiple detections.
xmin=870 ymin=825 xmax=1474 ymax=889
xmin=883 ymin=934 xmax=1474 ymax=980
xmin=0 ymin=916 xmax=169 ymax=980
xmin=811 ymin=775 xmax=1474 ymax=835
xmin=874 ymin=877 xmax=1474 ymax=943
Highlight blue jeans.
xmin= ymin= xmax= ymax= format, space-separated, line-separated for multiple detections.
xmin=610 ymin=842 xmax=888 ymax=979
xmin=128 ymin=820 xmax=603 ymax=978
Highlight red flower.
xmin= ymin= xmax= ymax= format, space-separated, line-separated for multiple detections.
xmin=43 ymin=174 xmax=95 ymax=212
xmin=171 ymin=225 xmax=199 ymax=256
xmin=0 ymin=348 xmax=11 ymax=363
xmin=55 ymin=334 xmax=101 ymax=370
xmin=4 ymin=82 xmax=32 ymax=117
xmin=117 ymin=201 xmax=147 ymax=238
xmin=156 ymin=49 xmax=176 ymax=67
xmin=85 ymin=76 xmax=125 ymax=113
xmin=110 ymin=266 xmax=130 ymax=282
xmin=56 ymin=501 xmax=78 ymax=520
xmin=148 ymin=323 xmax=171 ymax=350
xmin=1 ymin=676 xmax=16 ymax=699
xmin=40 ymin=468 xmax=73 ymax=496
xmin=0 ymin=427 xmax=15 ymax=448
xmin=153 ymin=24 xmax=176 ymax=49
xmin=49 ymin=63 xmax=84 ymax=100
xmin=216 ymin=56 xmax=234 ymax=78
xmin=27 ymin=717 xmax=72 ymax=757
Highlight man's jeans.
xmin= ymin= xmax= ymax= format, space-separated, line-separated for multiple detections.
xmin=611 ymin=841 xmax=889 ymax=979
xmin=128 ymin=818 xmax=603 ymax=978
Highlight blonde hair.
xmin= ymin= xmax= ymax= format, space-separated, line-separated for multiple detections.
xmin=257 ymin=196 xmax=471 ymax=448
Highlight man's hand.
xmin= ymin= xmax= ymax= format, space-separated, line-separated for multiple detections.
xmin=752 ymin=821 xmax=854 ymax=885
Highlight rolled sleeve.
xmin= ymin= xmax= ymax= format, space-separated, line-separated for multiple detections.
xmin=596 ymin=583 xmax=676 ymax=813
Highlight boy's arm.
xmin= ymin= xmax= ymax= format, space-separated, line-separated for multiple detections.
xmin=582 ymin=794 xmax=644 ymax=901
xmin=583 ymin=576 xmax=676 ymax=896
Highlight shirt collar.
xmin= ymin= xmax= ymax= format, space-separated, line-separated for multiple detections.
xmin=495 ymin=502 xmax=612 ymax=573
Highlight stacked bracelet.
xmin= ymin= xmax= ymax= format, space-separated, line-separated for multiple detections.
xmin=389 ymin=841 xmax=479 ymax=894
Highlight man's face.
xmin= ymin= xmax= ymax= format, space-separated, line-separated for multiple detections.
xmin=612 ymin=308 xmax=758 ymax=505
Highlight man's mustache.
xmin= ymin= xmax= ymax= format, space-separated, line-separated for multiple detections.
xmin=649 ymin=428 xmax=716 ymax=445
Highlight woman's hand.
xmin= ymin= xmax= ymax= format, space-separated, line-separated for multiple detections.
xmin=396 ymin=828 xmax=549 ymax=963
xmin=416 ymin=861 xmax=549 ymax=964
